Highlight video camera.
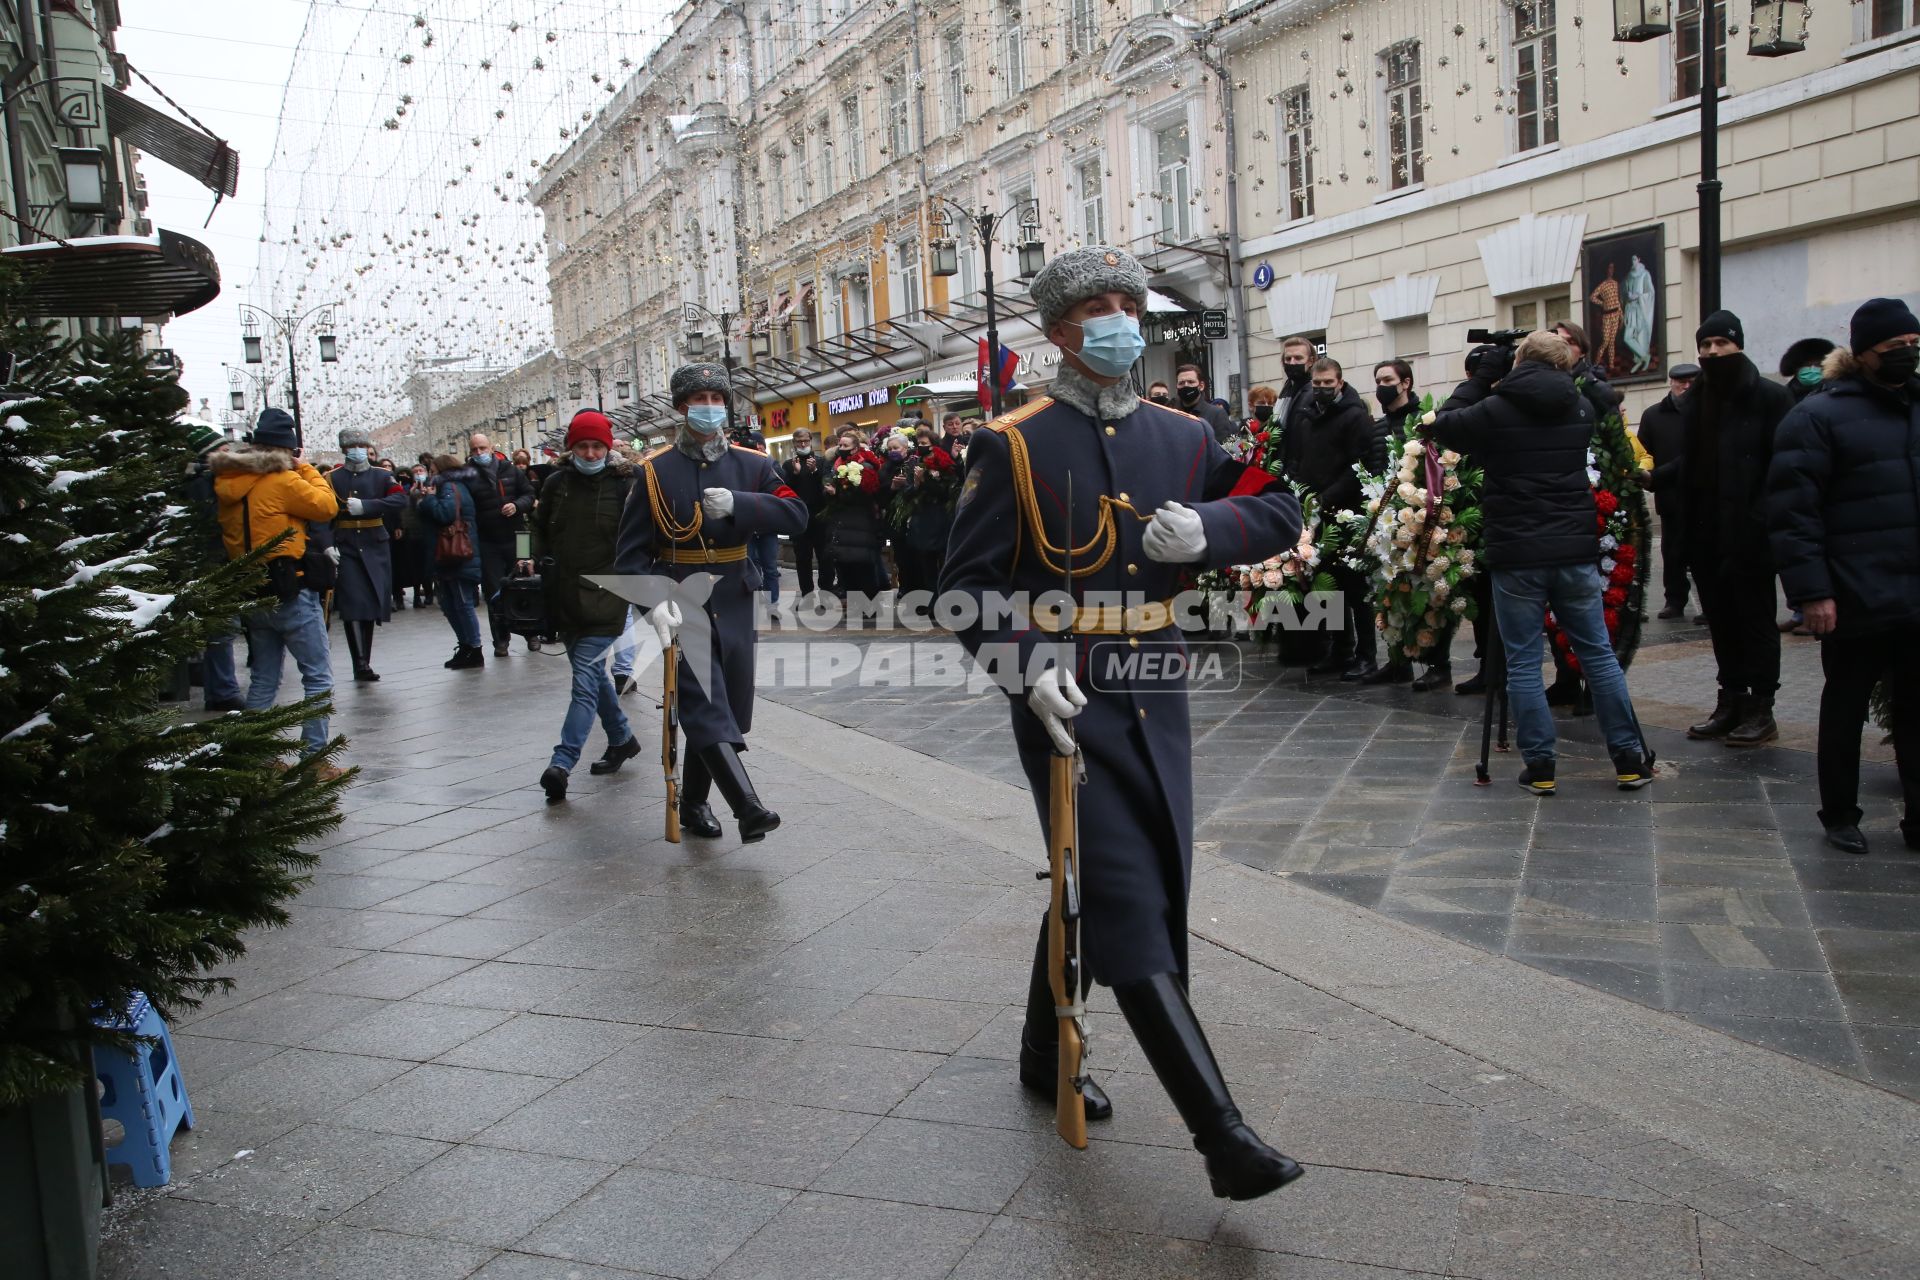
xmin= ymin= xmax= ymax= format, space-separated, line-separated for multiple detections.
xmin=1466 ymin=327 xmax=1530 ymax=347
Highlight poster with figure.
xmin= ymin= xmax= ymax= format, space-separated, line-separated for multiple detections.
xmin=1581 ymin=226 xmax=1665 ymax=383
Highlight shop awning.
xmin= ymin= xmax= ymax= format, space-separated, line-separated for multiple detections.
xmin=1147 ymin=287 xmax=1199 ymax=314
xmin=106 ymin=86 xmax=239 ymax=198
xmin=1 ymin=229 xmax=221 ymax=319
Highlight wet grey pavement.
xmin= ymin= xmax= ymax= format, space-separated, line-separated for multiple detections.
xmin=95 ymin=603 xmax=1920 ymax=1279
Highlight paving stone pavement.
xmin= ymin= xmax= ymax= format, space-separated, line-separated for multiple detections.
xmin=98 ymin=605 xmax=1920 ymax=1279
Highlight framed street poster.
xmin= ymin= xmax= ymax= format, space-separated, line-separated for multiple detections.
xmin=1580 ymin=226 xmax=1665 ymax=384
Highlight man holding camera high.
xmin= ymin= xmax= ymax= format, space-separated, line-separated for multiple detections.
xmin=529 ymin=410 xmax=642 ymax=804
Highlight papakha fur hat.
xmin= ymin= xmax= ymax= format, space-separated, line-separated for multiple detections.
xmin=1029 ymin=245 xmax=1149 ymax=329
xmin=670 ymin=362 xmax=731 ymax=408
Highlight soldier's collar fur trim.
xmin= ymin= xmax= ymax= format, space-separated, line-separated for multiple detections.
xmin=1052 ymin=363 xmax=1140 ymax=421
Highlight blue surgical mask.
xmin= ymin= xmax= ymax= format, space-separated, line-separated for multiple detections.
xmin=686 ymin=405 xmax=728 ymax=435
xmin=574 ymin=455 xmax=607 ymax=475
xmin=1795 ymin=366 xmax=1822 ymax=387
xmin=344 ymin=447 xmax=367 ymax=463
xmin=1067 ymin=312 xmax=1145 ymax=378
xmin=474 ymin=449 xmax=493 ymax=462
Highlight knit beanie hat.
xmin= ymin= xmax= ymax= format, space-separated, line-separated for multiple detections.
xmin=252 ymin=407 xmax=298 ymax=449
xmin=1695 ymin=310 xmax=1744 ymax=350
xmin=1029 ymin=245 xmax=1149 ymax=329
xmin=1850 ymin=297 xmax=1920 ymax=355
xmin=186 ymin=425 xmax=224 ymax=455
xmin=565 ymin=409 xmax=615 ymax=449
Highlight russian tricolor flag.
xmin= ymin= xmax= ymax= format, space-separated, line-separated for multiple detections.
xmin=977 ymin=338 xmax=1020 ymax=412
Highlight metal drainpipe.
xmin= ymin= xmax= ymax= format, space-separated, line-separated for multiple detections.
xmin=1195 ymin=32 xmax=1251 ymax=415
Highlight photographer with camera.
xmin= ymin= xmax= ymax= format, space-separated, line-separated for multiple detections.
xmin=528 ymin=409 xmax=641 ymax=804
xmin=1428 ymin=331 xmax=1654 ymax=794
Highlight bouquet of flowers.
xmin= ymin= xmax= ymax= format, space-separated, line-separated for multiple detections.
xmin=834 ymin=461 xmax=866 ymax=485
xmin=1543 ymin=392 xmax=1653 ymax=674
xmin=1223 ymin=489 xmax=1331 ymax=631
xmin=1347 ymin=397 xmax=1483 ymax=661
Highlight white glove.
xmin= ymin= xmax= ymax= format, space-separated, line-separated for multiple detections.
xmin=651 ymin=599 xmax=683 ymax=649
xmin=346 ymin=496 xmax=365 ymax=516
xmin=1028 ymin=664 xmax=1087 ymax=756
xmin=324 ymin=546 xmax=341 ymax=565
xmin=1141 ymin=501 xmax=1207 ymax=563
xmin=701 ymin=487 xmax=735 ymax=520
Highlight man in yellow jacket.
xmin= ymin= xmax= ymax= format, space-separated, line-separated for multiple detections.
xmin=212 ymin=408 xmax=340 ymax=762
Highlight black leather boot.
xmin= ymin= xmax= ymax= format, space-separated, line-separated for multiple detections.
xmin=678 ymin=753 xmax=722 ymax=838
xmin=1724 ymin=695 xmax=1779 ymax=748
xmin=1112 ymin=973 xmax=1303 ymax=1200
xmin=1018 ymin=916 xmax=1112 ymax=1121
xmin=1688 ymin=690 xmax=1742 ymax=740
xmin=700 ymin=743 xmax=780 ymax=841
xmin=589 ymin=735 xmax=642 ymax=775
xmin=355 ymin=622 xmax=380 ymax=681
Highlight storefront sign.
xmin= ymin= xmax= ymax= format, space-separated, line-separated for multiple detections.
xmin=825 ymin=386 xmax=892 ymax=415
xmin=1201 ymin=309 xmax=1230 ymax=339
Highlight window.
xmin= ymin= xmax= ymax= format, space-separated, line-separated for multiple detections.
xmin=941 ymin=26 xmax=967 ymax=131
xmin=1281 ymin=86 xmax=1314 ymax=220
xmin=767 ymin=150 xmax=786 ymax=224
xmin=999 ymin=7 xmax=1026 ymax=100
xmin=841 ymin=95 xmax=865 ymax=180
xmin=805 ymin=0 xmax=824 ymax=38
xmin=1383 ymin=42 xmax=1424 ymax=189
xmin=1070 ymin=0 xmax=1099 ymax=56
xmin=758 ymin=13 xmax=774 ymax=78
xmin=1075 ymin=157 xmax=1106 ymax=245
xmin=847 ymin=273 xmax=871 ymax=329
xmin=893 ymin=239 xmax=922 ymax=318
xmin=886 ymin=60 xmax=913 ymax=156
xmin=1512 ymin=1 xmax=1558 ymax=152
xmin=789 ymin=130 xmax=809 ymax=210
xmin=1869 ymin=0 xmax=1920 ymax=38
xmin=1386 ymin=317 xmax=1430 ymax=357
xmin=1673 ymin=0 xmax=1727 ymax=100
xmin=813 ymin=113 xmax=833 ymax=194
xmin=1509 ymin=292 xmax=1572 ymax=331
xmin=1154 ymin=122 xmax=1193 ymax=241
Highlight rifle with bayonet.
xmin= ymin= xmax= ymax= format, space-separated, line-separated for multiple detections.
xmin=662 ymin=636 xmax=681 ymax=843
xmin=1045 ymin=475 xmax=1090 ymax=1150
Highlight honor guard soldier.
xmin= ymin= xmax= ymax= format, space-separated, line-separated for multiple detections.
xmin=613 ymin=363 xmax=808 ymax=841
xmin=328 ymin=426 xmax=409 ymax=681
xmin=940 ymin=245 xmax=1307 ymax=1200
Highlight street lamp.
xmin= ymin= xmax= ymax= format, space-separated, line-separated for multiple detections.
xmin=57 ymin=147 xmax=107 ymax=214
xmin=926 ymin=194 xmax=1046 ymax=416
xmin=1611 ymin=1 xmax=1672 ymax=40
xmin=1749 ymin=1 xmax=1809 ymax=55
xmin=682 ymin=301 xmax=742 ymax=436
xmin=235 ymin=302 xmax=340 ymax=450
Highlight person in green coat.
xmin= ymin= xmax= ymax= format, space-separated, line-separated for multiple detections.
xmin=529 ymin=410 xmax=641 ymax=803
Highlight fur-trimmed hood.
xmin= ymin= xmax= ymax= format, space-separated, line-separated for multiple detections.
xmin=209 ymin=441 xmax=296 ymax=475
xmin=1821 ymin=346 xmax=1861 ymax=382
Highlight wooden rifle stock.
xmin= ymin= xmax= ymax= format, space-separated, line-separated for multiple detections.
xmin=662 ymin=639 xmax=681 ymax=844
xmin=1047 ymin=747 xmax=1087 ymax=1150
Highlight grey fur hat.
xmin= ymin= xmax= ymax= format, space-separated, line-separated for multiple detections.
xmin=670 ymin=361 xmax=731 ymax=408
xmin=337 ymin=426 xmax=372 ymax=450
xmin=1029 ymin=245 xmax=1149 ymax=329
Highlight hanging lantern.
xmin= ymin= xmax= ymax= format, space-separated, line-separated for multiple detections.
xmin=1016 ymin=200 xmax=1046 ymax=280
xmin=318 ymin=332 xmax=338 ymax=363
xmin=1611 ymin=0 xmax=1671 ymax=40
xmin=566 ymin=380 xmax=583 ymax=398
xmin=229 ymin=389 xmax=245 ymax=411
xmin=750 ymin=332 xmax=770 ymax=359
xmin=1749 ymin=1 xmax=1808 ymax=56
xmin=57 ymin=147 xmax=108 ymax=213
xmin=930 ymin=237 xmax=959 ymax=277
xmin=616 ymin=380 xmax=631 ymax=400
xmin=242 ymin=334 xmax=263 ymax=364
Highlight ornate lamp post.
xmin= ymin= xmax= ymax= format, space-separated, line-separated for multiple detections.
xmin=237 ymin=301 xmax=338 ymax=449
xmin=681 ymin=301 xmax=740 ymax=436
xmin=927 ymin=196 xmax=1044 ymax=417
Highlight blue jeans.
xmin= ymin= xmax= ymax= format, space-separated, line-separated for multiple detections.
xmin=611 ymin=605 xmax=640 ymax=681
xmin=752 ymin=532 xmax=781 ymax=602
xmin=437 ymin=575 xmax=481 ymax=648
xmin=1491 ymin=563 xmax=1645 ymax=765
xmin=202 ymin=623 xmax=241 ymax=706
xmin=243 ymin=590 xmax=332 ymax=757
xmin=552 ymin=634 xmax=634 ymax=771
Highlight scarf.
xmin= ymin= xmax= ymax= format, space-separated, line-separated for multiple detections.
xmin=674 ymin=424 xmax=729 ymax=464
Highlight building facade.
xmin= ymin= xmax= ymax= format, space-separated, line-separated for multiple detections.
xmin=1223 ymin=0 xmax=1919 ymax=417
xmin=526 ymin=0 xmax=1255 ymax=449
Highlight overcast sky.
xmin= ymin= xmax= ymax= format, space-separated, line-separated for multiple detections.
xmin=118 ymin=0 xmax=309 ymax=425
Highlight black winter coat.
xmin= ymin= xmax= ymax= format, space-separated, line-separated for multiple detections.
xmin=532 ymin=459 xmax=637 ymax=638
xmin=1431 ymin=361 xmax=1597 ymax=570
xmin=1655 ymin=354 xmax=1794 ymax=571
xmin=1182 ymin=395 xmax=1235 ymax=444
xmin=1571 ymin=359 xmax=1624 ymax=425
xmin=781 ymin=451 xmax=829 ymax=514
xmin=1440 ymin=375 xmax=1493 ymax=414
xmin=1635 ymin=392 xmax=1688 ymax=519
xmin=1767 ymin=350 xmax=1920 ymax=637
xmin=1278 ymin=382 xmax=1384 ymax=512
xmin=464 ymin=452 xmax=535 ymax=537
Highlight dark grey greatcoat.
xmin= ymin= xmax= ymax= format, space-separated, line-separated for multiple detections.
xmin=327 ymin=466 xmax=409 ymax=622
xmin=940 ymin=396 xmax=1301 ymax=986
xmin=613 ymin=444 xmax=808 ymax=752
